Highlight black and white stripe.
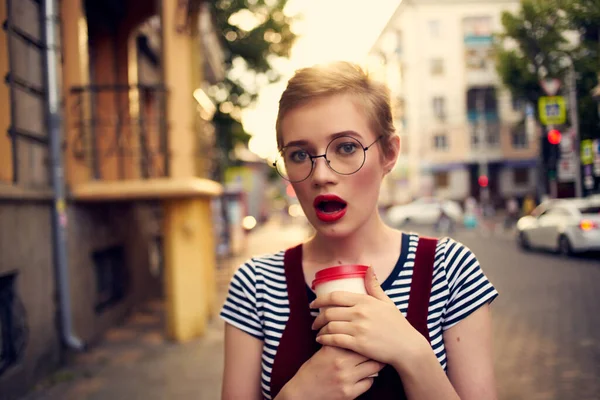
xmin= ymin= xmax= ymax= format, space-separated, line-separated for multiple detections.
xmin=220 ymin=233 xmax=498 ymax=399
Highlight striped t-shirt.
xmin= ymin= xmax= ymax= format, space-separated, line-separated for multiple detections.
xmin=220 ymin=233 xmax=498 ymax=399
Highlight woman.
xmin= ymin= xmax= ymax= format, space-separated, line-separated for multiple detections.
xmin=220 ymin=61 xmax=498 ymax=400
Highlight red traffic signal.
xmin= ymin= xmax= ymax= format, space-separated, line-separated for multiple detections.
xmin=547 ymin=129 xmax=561 ymax=145
xmin=478 ymin=175 xmax=489 ymax=188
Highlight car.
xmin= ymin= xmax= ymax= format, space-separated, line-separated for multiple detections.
xmin=516 ymin=197 xmax=600 ymax=255
xmin=386 ymin=197 xmax=463 ymax=227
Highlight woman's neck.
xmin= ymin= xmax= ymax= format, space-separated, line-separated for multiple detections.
xmin=305 ymin=212 xmax=398 ymax=266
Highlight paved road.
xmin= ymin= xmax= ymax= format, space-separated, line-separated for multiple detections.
xmin=22 ymin=220 xmax=600 ymax=400
xmin=418 ymin=224 xmax=600 ymax=400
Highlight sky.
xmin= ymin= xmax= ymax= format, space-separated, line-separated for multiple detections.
xmin=242 ymin=0 xmax=402 ymax=160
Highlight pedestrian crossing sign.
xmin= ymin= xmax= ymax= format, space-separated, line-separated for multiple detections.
xmin=538 ymin=96 xmax=566 ymax=125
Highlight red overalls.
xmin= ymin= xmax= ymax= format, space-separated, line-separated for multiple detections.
xmin=270 ymin=237 xmax=437 ymax=399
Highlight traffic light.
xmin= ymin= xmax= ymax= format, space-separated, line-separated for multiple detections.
xmin=478 ymin=175 xmax=489 ymax=188
xmin=547 ymin=129 xmax=561 ymax=145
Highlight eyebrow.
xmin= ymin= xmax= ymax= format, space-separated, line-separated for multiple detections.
xmin=283 ymin=130 xmax=364 ymax=148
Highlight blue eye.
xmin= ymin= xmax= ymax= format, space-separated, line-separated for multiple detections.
xmin=289 ymin=150 xmax=309 ymax=163
xmin=337 ymin=142 xmax=358 ymax=155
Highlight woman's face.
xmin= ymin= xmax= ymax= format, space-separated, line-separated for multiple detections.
xmin=279 ymin=94 xmax=398 ymax=238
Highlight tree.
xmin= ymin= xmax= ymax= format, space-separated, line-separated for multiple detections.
xmin=564 ymin=0 xmax=600 ymax=138
xmin=210 ymin=0 xmax=296 ymax=180
xmin=495 ymin=0 xmax=599 ymax=140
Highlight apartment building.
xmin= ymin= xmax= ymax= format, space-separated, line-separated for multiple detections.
xmin=370 ymin=0 xmax=539 ymax=207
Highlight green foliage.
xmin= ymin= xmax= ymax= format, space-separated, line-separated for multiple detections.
xmin=209 ymin=0 xmax=297 ymax=179
xmin=495 ymin=0 xmax=599 ymax=139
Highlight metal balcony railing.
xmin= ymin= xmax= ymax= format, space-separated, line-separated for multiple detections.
xmin=69 ymin=84 xmax=169 ymax=180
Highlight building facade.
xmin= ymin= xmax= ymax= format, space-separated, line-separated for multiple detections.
xmin=370 ymin=0 xmax=539 ymax=207
xmin=0 ymin=1 xmax=224 ymax=399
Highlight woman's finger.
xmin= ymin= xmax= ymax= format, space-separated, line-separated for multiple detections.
xmin=316 ymin=321 xmax=354 ymax=337
xmin=311 ymin=307 xmax=353 ymax=330
xmin=310 ymin=291 xmax=365 ymax=309
xmin=353 ymin=360 xmax=385 ymax=381
xmin=315 ymin=333 xmax=357 ymax=352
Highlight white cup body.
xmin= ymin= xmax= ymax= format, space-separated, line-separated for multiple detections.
xmin=314 ymin=277 xmax=367 ymax=298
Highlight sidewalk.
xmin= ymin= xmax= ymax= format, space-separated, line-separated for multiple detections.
xmin=22 ymin=216 xmax=310 ymax=400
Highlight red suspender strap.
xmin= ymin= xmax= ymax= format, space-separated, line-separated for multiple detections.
xmin=406 ymin=237 xmax=437 ymax=342
xmin=270 ymin=244 xmax=318 ymax=399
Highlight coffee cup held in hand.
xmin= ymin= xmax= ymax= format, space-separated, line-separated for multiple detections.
xmin=311 ymin=265 xmax=369 ymax=303
xmin=311 ymin=265 xmax=378 ymax=378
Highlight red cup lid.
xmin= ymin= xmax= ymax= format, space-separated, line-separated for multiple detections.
xmin=311 ymin=265 xmax=369 ymax=290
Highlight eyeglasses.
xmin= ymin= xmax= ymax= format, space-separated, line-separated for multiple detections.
xmin=273 ymin=135 xmax=383 ymax=183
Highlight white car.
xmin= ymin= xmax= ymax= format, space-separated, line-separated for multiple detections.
xmin=516 ymin=197 xmax=600 ymax=255
xmin=386 ymin=197 xmax=463 ymax=227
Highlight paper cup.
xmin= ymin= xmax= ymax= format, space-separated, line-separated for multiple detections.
xmin=312 ymin=265 xmax=378 ymax=377
xmin=312 ymin=265 xmax=368 ymax=299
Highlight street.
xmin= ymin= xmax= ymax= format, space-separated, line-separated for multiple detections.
xmin=22 ymin=219 xmax=600 ymax=400
xmin=448 ymin=227 xmax=600 ymax=400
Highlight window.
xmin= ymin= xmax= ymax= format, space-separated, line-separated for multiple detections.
xmin=434 ymin=171 xmax=449 ymax=188
xmin=432 ymin=97 xmax=446 ymax=120
xmin=0 ymin=273 xmax=28 ymax=376
xmin=579 ymin=206 xmax=600 ymax=214
xmin=486 ymin=123 xmax=500 ymax=147
xmin=511 ymin=124 xmax=528 ymax=149
xmin=466 ymin=87 xmax=498 ymax=121
xmin=470 ymin=123 xmax=480 ymax=149
xmin=1 ymin=0 xmax=51 ymax=187
xmin=433 ymin=134 xmax=448 ymax=150
xmin=470 ymin=122 xmax=499 ymax=148
xmin=92 ymin=246 xmax=129 ymax=313
xmin=428 ymin=20 xmax=440 ymax=37
xmin=431 ymin=59 xmax=444 ymax=76
xmin=514 ymin=168 xmax=529 ymax=185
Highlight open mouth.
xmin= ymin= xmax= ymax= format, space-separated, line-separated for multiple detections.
xmin=316 ymin=200 xmax=347 ymax=213
xmin=313 ymin=195 xmax=348 ymax=222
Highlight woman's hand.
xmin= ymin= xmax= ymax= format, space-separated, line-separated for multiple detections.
xmin=277 ymin=345 xmax=384 ymax=400
xmin=310 ymin=267 xmax=430 ymax=374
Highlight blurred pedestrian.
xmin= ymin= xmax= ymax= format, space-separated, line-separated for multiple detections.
xmin=504 ymin=196 xmax=519 ymax=231
xmin=463 ymin=196 xmax=479 ymax=229
xmin=221 ymin=61 xmax=498 ymax=400
xmin=435 ymin=204 xmax=454 ymax=234
xmin=522 ymin=193 xmax=536 ymax=216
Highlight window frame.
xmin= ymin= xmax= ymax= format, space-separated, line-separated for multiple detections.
xmin=2 ymin=0 xmax=52 ymax=187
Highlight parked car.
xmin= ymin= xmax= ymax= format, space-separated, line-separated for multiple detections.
xmin=386 ymin=197 xmax=463 ymax=227
xmin=516 ymin=197 xmax=600 ymax=255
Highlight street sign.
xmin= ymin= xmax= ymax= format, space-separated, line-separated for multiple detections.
xmin=581 ymin=139 xmax=594 ymax=165
xmin=559 ymin=130 xmax=573 ymax=154
xmin=594 ymin=139 xmax=600 ymax=177
xmin=557 ymin=155 xmax=577 ymax=182
xmin=538 ymin=96 xmax=566 ymax=125
xmin=540 ymin=78 xmax=562 ymax=96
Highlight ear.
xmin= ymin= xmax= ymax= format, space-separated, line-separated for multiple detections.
xmin=382 ymin=135 xmax=400 ymax=174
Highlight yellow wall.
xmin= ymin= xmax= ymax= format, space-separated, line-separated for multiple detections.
xmin=0 ymin=0 xmax=13 ymax=183
xmin=162 ymin=0 xmax=198 ymax=178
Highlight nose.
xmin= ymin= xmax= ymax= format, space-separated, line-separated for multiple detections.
xmin=310 ymin=156 xmax=337 ymax=187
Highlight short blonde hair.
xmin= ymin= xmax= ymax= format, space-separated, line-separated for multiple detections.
xmin=275 ymin=61 xmax=397 ymax=158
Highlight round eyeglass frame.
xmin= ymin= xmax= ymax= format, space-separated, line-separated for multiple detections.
xmin=272 ymin=135 xmax=384 ymax=183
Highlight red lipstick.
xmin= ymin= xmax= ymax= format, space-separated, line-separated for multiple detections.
xmin=313 ymin=194 xmax=348 ymax=223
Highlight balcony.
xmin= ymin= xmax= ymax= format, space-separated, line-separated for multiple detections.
xmin=69 ymin=84 xmax=169 ymax=181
